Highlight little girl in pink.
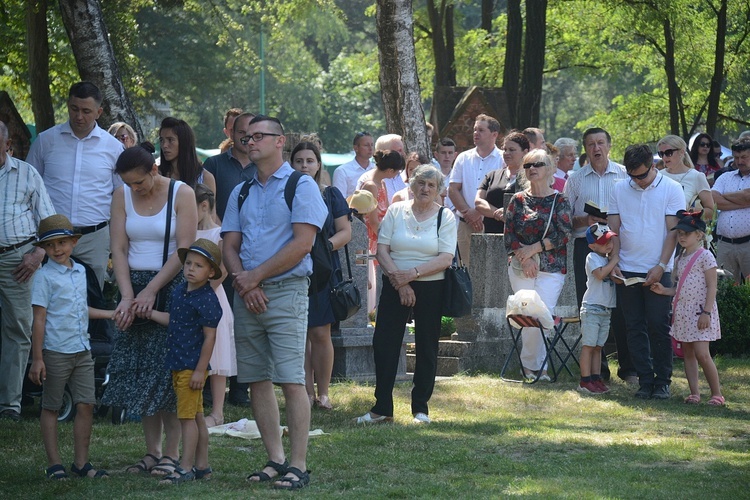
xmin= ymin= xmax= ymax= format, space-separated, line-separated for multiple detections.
xmin=651 ymin=210 xmax=724 ymax=406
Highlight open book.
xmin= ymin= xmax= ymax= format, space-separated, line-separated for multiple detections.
xmin=584 ymin=201 xmax=607 ymax=220
xmin=613 ymin=274 xmax=647 ymax=286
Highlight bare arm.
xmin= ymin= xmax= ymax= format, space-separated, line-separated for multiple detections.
xmin=607 ymin=215 xmax=623 ymax=282
xmin=377 ymin=243 xmax=453 ymax=289
xmin=475 ymin=189 xmax=502 ymax=219
xmin=697 ymin=190 xmax=715 ymax=220
xmin=28 ymin=306 xmax=47 ymax=385
xmin=362 ymin=180 xmax=381 ymax=233
xmin=190 ymin=326 xmax=217 ymax=389
xmin=329 ymin=214 xmax=352 ymax=251
xmin=713 ymin=189 xmax=750 ymax=210
xmin=592 ymin=255 xmax=620 ymax=281
xmin=644 ymin=215 xmax=679 ymax=287
xmin=88 ymin=307 xmax=115 ymax=320
xmin=449 ymin=182 xmax=482 ymax=230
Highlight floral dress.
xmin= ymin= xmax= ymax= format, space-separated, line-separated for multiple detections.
xmin=671 ymin=249 xmax=721 ymax=342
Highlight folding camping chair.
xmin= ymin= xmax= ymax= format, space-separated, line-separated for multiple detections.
xmin=500 ymin=314 xmax=582 ymax=384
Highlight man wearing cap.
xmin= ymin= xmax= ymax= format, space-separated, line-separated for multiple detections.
xmin=711 ymin=137 xmax=750 ymax=283
xmin=26 ymin=81 xmax=123 ymax=289
xmin=608 ymin=144 xmax=684 ymax=400
xmin=333 ymin=132 xmax=374 ymax=198
xmin=563 ymin=127 xmax=633 ymax=382
xmin=0 ymin=120 xmax=56 ymax=421
xmin=222 ymin=115 xmax=327 ymax=489
xmin=448 ymin=114 xmax=505 ymax=265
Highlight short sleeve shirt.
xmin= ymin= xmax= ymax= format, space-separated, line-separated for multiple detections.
xmin=449 ymin=146 xmax=504 ymax=210
xmin=165 ymin=282 xmax=222 ymax=371
xmin=31 ymin=260 xmax=90 ymax=353
xmin=582 ymin=252 xmax=616 ymax=308
xmin=712 ymin=169 xmax=750 ymax=239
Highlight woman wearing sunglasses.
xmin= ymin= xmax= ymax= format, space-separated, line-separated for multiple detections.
xmin=504 ymin=149 xmax=573 ymax=380
xmin=657 ymin=135 xmax=714 ymax=220
xmin=689 ymin=133 xmax=724 ymax=185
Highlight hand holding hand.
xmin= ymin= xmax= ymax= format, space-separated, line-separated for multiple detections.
xmin=650 ymin=282 xmax=666 ymax=295
xmin=388 ymin=269 xmax=414 ymax=289
xmin=644 ymin=265 xmax=664 ymax=287
xmin=522 ymin=257 xmax=539 ymax=279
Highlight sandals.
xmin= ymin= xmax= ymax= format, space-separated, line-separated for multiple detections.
xmin=684 ymin=394 xmax=701 ymax=404
xmin=246 ymin=459 xmax=289 ymax=483
xmin=708 ymin=395 xmax=726 ymax=406
xmin=193 ymin=466 xmax=212 ymax=480
xmin=204 ymin=414 xmax=224 ymax=428
xmin=45 ymin=464 xmax=69 ymax=480
xmin=158 ymin=467 xmax=194 ymax=485
xmin=315 ymin=395 xmax=333 ymax=410
xmin=71 ymin=462 xmax=109 ymax=479
xmin=150 ymin=456 xmax=180 ymax=477
xmin=273 ymin=466 xmax=311 ymax=490
xmin=126 ymin=453 xmax=159 ymax=474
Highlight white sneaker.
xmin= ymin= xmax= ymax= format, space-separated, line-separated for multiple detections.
xmin=413 ymin=412 xmax=431 ymax=424
xmin=354 ymin=412 xmax=392 ymax=424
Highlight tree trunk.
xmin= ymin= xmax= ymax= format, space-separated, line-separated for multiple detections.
xmin=376 ymin=0 xmax=429 ymax=158
xmin=57 ymin=0 xmax=143 ymax=139
xmin=705 ymin=0 xmax=727 ymax=137
xmin=503 ymin=0 xmax=522 ymax=126
xmin=481 ymin=0 xmax=494 ymax=34
xmin=427 ymin=0 xmax=450 ymax=87
xmin=445 ymin=4 xmax=456 ymax=86
xmin=26 ymin=0 xmax=55 ymax=133
xmin=516 ymin=0 xmax=547 ymax=129
xmin=662 ymin=17 xmax=681 ymax=136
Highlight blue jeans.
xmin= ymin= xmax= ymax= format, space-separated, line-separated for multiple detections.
xmin=580 ymin=303 xmax=612 ymax=347
xmin=615 ymin=272 xmax=673 ymax=386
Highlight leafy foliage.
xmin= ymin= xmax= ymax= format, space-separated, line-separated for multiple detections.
xmin=715 ymin=278 xmax=750 ymax=356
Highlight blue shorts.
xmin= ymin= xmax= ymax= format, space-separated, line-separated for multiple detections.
xmin=580 ymin=303 xmax=612 ymax=347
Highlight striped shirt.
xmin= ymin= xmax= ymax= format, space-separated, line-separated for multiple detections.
xmin=563 ymin=159 xmax=628 ymax=239
xmin=0 ymin=155 xmax=56 ymax=246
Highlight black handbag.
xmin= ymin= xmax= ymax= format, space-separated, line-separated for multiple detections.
xmin=330 ymin=244 xmax=362 ymax=321
xmin=437 ymin=207 xmax=473 ymax=318
xmin=130 ymin=179 xmax=175 ymax=326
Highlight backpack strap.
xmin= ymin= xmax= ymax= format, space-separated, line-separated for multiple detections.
xmin=284 ymin=170 xmax=304 ymax=211
xmin=238 ymin=180 xmax=251 ymax=211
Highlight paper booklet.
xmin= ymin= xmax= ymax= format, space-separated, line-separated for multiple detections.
xmin=584 ymin=201 xmax=607 ymax=220
xmin=613 ymin=274 xmax=647 ymax=286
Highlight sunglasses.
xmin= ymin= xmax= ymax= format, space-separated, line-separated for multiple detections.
xmin=699 ymin=142 xmax=711 ymax=148
xmin=116 ymin=134 xmax=130 ymax=141
xmin=627 ymin=165 xmax=652 ymax=180
xmin=523 ymin=161 xmax=546 ymax=169
xmin=657 ymin=148 xmax=678 ymax=158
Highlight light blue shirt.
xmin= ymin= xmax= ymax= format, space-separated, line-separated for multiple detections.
xmin=221 ymin=162 xmax=328 ymax=280
xmin=31 ymin=259 xmax=90 ymax=354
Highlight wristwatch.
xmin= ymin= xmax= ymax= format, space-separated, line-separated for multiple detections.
xmin=657 ymin=262 xmax=668 ymax=271
xmin=700 ymin=308 xmax=711 ymax=317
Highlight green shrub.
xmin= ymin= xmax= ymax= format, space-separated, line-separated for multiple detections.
xmin=440 ymin=316 xmax=456 ymax=338
xmin=715 ymin=278 xmax=750 ymax=356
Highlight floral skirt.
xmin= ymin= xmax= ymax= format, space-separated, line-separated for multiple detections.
xmin=102 ymin=270 xmax=183 ymax=416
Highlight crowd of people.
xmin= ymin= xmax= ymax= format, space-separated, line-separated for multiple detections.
xmin=1 ymin=79 xmax=745 ymax=487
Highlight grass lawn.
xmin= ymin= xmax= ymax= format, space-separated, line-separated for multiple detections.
xmin=2 ymin=357 xmax=748 ymax=499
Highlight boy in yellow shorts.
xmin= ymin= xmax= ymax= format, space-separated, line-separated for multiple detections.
xmin=148 ymin=238 xmax=222 ymax=484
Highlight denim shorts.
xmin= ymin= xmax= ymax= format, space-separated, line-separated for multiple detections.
xmin=580 ymin=303 xmax=612 ymax=347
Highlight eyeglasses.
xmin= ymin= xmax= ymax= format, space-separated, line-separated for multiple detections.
xmin=699 ymin=142 xmax=711 ymax=148
xmin=116 ymin=134 xmax=130 ymax=142
xmin=523 ymin=161 xmax=546 ymax=169
xmin=627 ymin=165 xmax=652 ymax=180
xmin=657 ymin=148 xmax=678 ymax=158
xmin=239 ymin=132 xmax=282 ymax=145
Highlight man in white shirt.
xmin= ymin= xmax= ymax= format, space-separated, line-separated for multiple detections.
xmin=608 ymin=144 xmax=684 ymax=400
xmin=26 ymin=81 xmax=123 ymax=289
xmin=435 ymin=138 xmax=457 ymax=209
xmin=448 ymin=114 xmax=504 ymax=265
xmin=332 ymin=131 xmax=374 ymax=198
xmin=711 ymin=137 xmax=750 ymax=283
xmin=374 ymin=134 xmax=407 ymax=203
xmin=563 ymin=127 xmax=633 ymax=383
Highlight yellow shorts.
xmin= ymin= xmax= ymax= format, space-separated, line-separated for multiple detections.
xmin=172 ymin=369 xmax=207 ymax=420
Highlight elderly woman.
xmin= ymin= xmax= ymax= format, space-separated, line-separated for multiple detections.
xmin=475 ymin=131 xmax=530 ymax=234
xmin=102 ymin=145 xmax=197 ymax=476
xmin=504 ymin=150 xmax=573 ymax=380
xmin=108 ymin=121 xmax=138 ymax=149
xmin=552 ymin=137 xmax=578 ymax=192
xmin=659 ymin=135 xmax=714 ymax=220
xmin=290 ymin=142 xmax=352 ymax=411
xmin=356 ymin=165 xmax=457 ymax=424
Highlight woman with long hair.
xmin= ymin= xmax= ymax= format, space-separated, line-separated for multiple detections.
xmin=658 ymin=135 xmax=714 ymax=220
xmin=158 ymin=117 xmax=217 ymax=195
xmin=689 ymin=133 xmax=724 ymax=185
xmin=290 ymin=142 xmax=352 ymax=410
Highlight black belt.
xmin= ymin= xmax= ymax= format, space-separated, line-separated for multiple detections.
xmin=717 ymin=234 xmax=750 ymax=245
xmin=72 ymin=221 xmax=109 ymax=235
xmin=0 ymin=236 xmax=35 ymax=255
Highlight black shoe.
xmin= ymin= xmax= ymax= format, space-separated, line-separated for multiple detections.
xmin=0 ymin=409 xmax=21 ymax=422
xmin=651 ymin=384 xmax=671 ymax=400
xmin=634 ymin=384 xmax=654 ymax=399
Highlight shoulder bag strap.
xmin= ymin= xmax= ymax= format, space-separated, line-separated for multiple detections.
xmin=163 ymin=179 xmax=176 ymax=266
xmin=673 ymin=248 xmax=705 ymax=307
xmin=540 ymin=193 xmax=557 ymax=242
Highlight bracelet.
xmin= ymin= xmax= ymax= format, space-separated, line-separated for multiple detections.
xmin=700 ymin=308 xmax=711 ymax=317
xmin=414 ymin=267 xmax=420 ymax=279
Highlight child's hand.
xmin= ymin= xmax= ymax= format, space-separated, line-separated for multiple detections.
xmin=698 ymin=314 xmax=710 ymax=330
xmin=189 ymin=370 xmax=205 ymax=390
xmin=29 ymin=359 xmax=46 ymax=385
xmin=650 ymin=283 xmax=666 ymax=295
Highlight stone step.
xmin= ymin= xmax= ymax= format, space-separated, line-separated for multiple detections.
xmin=438 ymin=340 xmax=473 ymax=357
xmin=406 ymin=354 xmax=460 ymax=377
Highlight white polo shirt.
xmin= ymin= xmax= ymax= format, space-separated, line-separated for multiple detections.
xmin=449 ymin=146 xmax=504 ymax=212
xmin=609 ymin=172 xmax=684 ymax=273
